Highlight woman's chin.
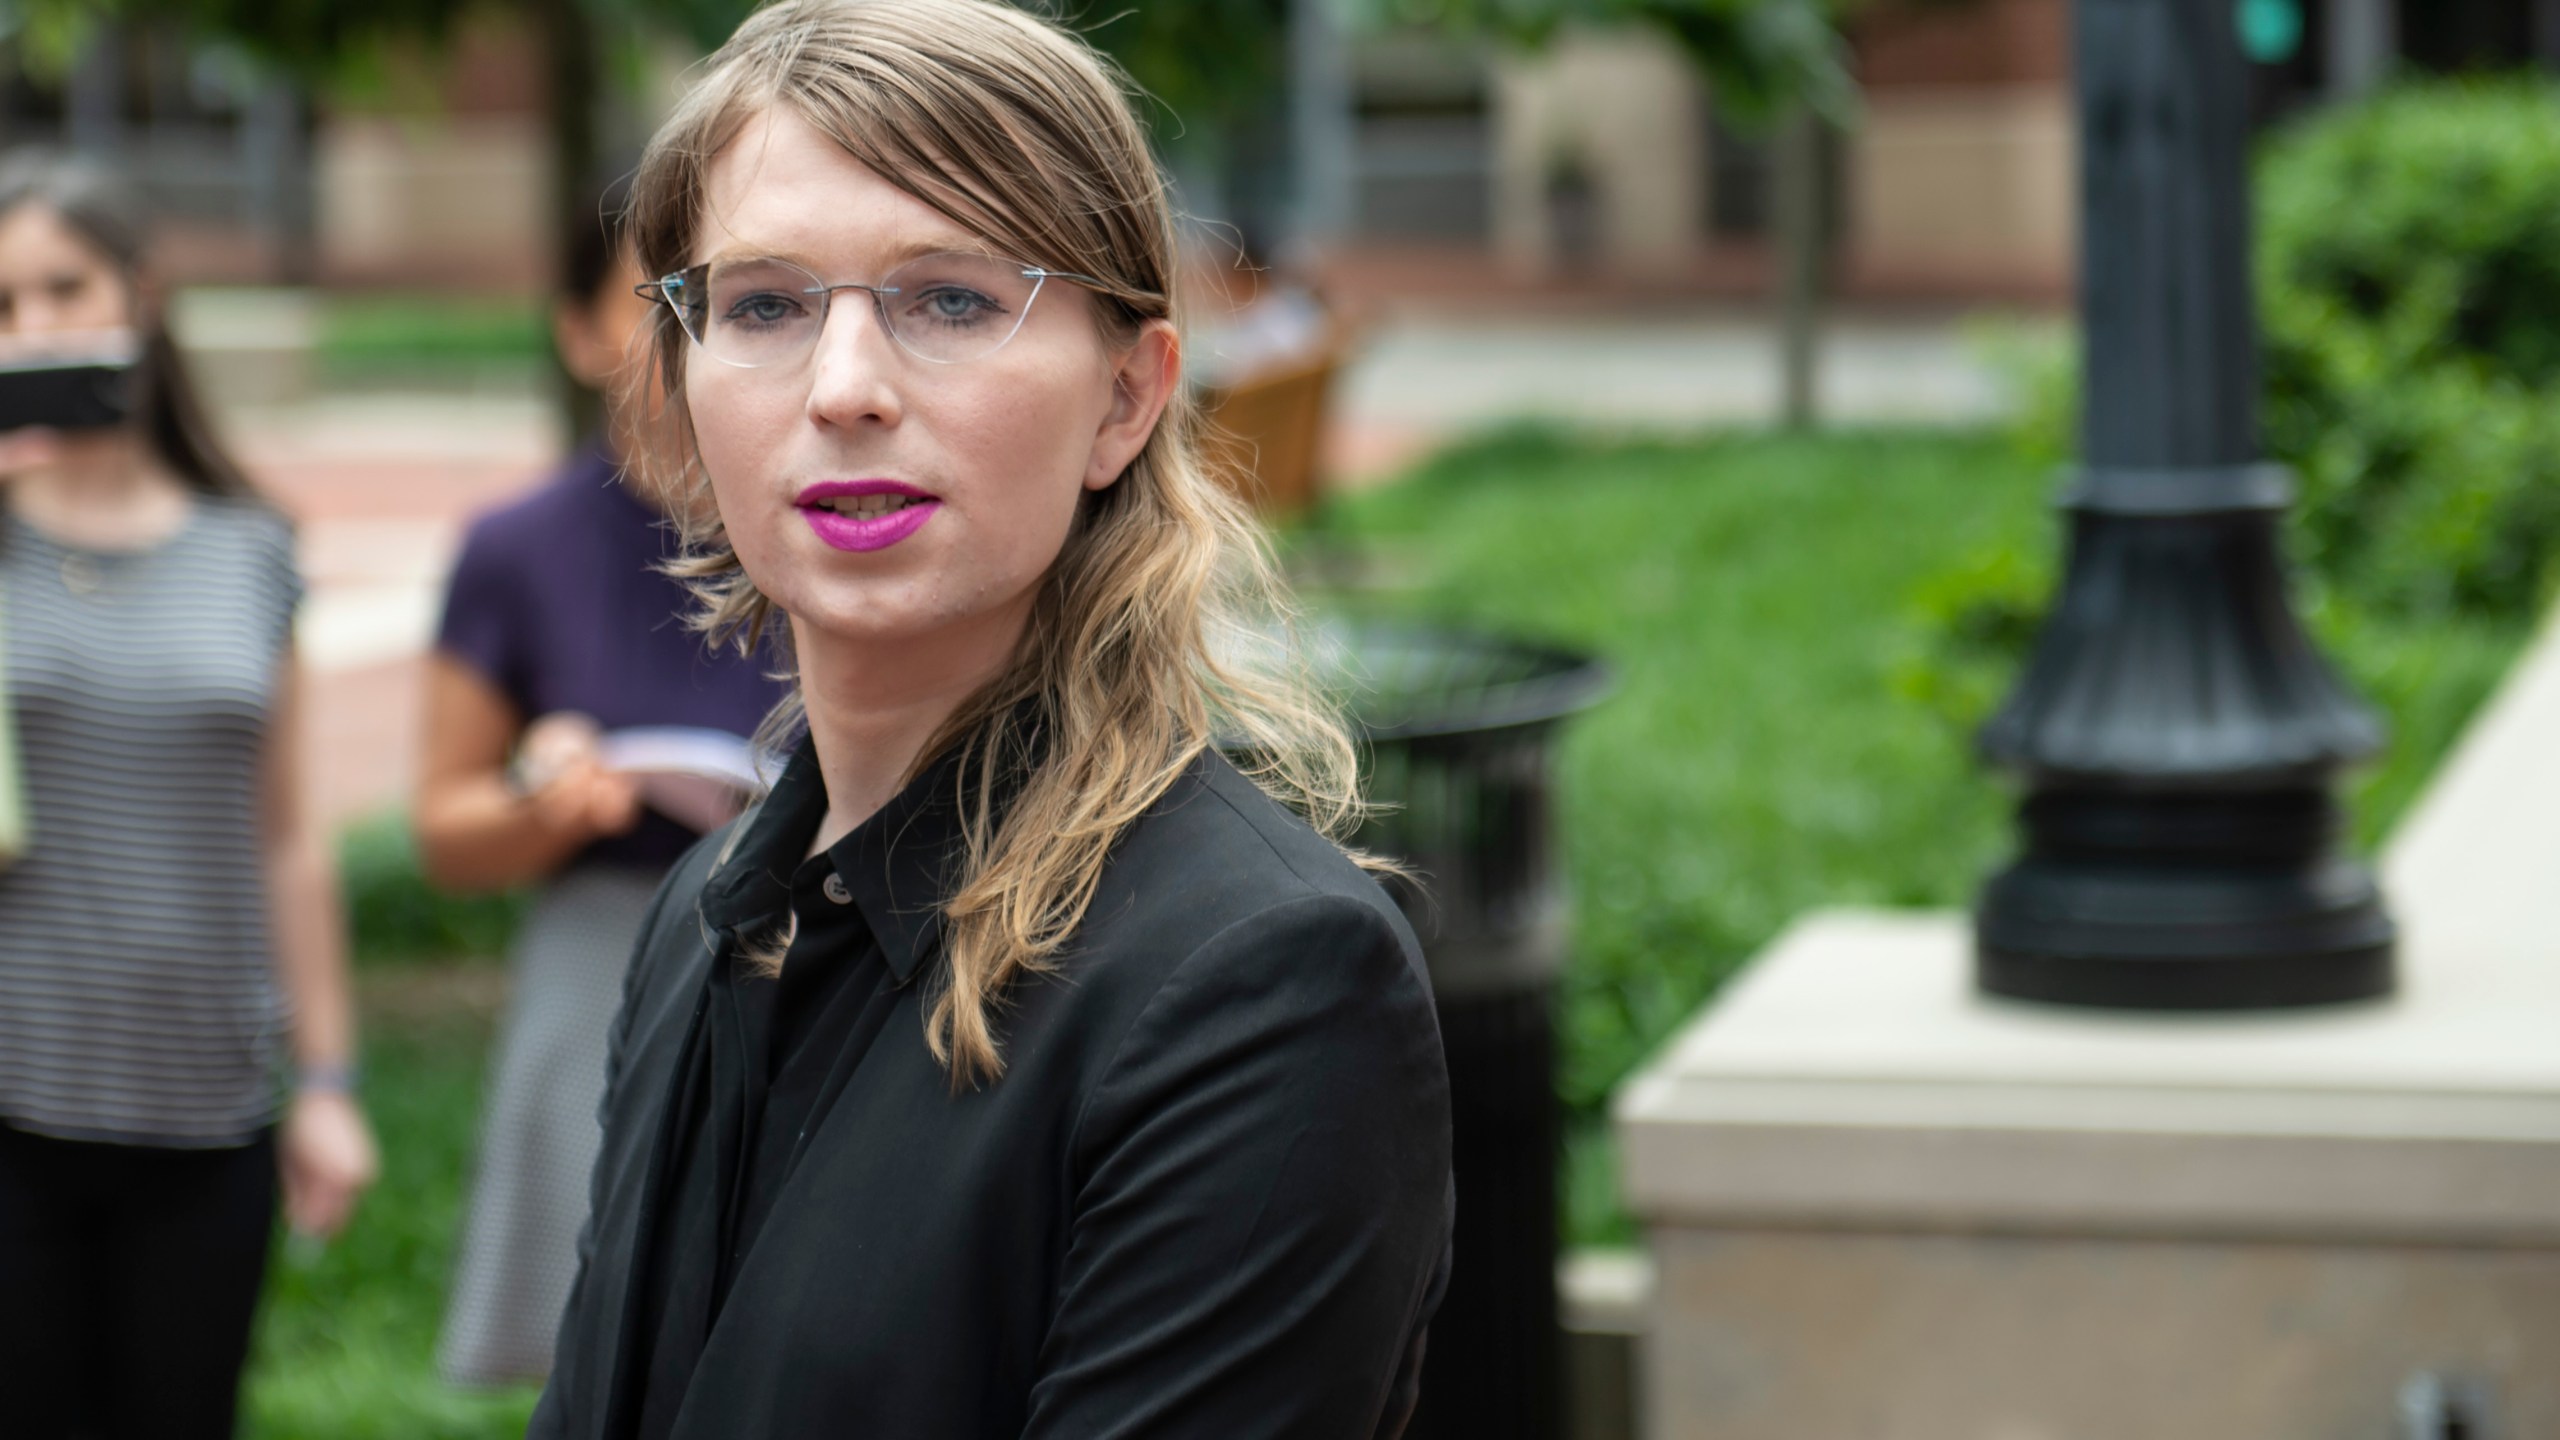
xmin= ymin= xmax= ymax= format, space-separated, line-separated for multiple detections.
xmin=780 ymin=590 xmax=951 ymax=652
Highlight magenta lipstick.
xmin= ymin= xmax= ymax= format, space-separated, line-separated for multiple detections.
xmin=795 ymin=479 xmax=941 ymax=553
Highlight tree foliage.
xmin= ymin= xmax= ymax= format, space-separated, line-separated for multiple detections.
xmin=1077 ymin=0 xmax=1295 ymax=157
xmin=9 ymin=0 xmax=1296 ymax=141
xmin=9 ymin=0 xmax=486 ymax=80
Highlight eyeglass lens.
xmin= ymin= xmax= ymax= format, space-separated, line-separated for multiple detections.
xmin=671 ymin=252 xmax=1047 ymax=368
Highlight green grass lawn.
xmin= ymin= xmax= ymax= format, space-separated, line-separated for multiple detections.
xmin=236 ymin=426 xmax=2531 ymax=1427
xmin=243 ymin=818 xmax=536 ymax=1437
xmin=242 ymin=965 xmax=540 ymax=1439
xmin=1314 ymin=425 xmax=2532 ymax=1243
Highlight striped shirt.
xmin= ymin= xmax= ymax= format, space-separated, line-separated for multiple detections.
xmin=0 ymin=498 xmax=301 ymax=1146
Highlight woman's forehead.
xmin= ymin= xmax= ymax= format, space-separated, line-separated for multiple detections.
xmin=0 ymin=204 xmax=97 ymax=259
xmin=695 ymin=106 xmax=989 ymax=271
xmin=0 ymin=207 xmax=123 ymax=289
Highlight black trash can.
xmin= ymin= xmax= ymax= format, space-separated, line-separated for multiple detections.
xmin=1318 ymin=620 xmax=1609 ymax=1440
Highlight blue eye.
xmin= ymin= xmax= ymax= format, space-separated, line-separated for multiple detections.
xmin=724 ymin=292 xmax=808 ymax=329
xmin=911 ymin=285 xmax=1001 ymax=328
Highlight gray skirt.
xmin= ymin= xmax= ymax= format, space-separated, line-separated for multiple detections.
xmin=438 ymin=864 xmax=664 ymax=1388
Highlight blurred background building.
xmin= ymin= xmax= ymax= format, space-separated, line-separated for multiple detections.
xmin=9 ymin=0 xmax=2552 ymax=306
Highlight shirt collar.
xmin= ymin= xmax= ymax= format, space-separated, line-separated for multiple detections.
xmin=698 ymin=733 xmax=983 ymax=988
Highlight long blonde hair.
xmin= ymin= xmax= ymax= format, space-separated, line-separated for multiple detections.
xmin=626 ymin=0 xmax=1374 ymax=1086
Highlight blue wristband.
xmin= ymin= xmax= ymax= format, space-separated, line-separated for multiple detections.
xmin=297 ymin=1062 xmax=360 ymax=1096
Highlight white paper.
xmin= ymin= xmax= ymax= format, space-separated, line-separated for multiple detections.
xmin=597 ymin=726 xmax=772 ymax=833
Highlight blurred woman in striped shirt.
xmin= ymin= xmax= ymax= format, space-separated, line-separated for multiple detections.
xmin=0 ymin=152 xmax=376 ymax=1440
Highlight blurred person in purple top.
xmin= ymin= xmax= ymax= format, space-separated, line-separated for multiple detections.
xmin=412 ymin=180 xmax=787 ymax=1387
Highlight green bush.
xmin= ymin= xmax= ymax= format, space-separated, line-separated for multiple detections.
xmin=1890 ymin=325 xmax=2067 ymax=740
xmin=2261 ymin=76 xmax=2560 ymax=620
xmin=340 ymin=814 xmax=528 ymax=965
xmin=1888 ymin=521 xmax=2053 ymax=737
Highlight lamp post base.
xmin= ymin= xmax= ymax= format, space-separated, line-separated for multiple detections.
xmin=1978 ymin=929 xmax=2395 ymax=1011
xmin=1976 ymin=789 xmax=2395 ymax=1009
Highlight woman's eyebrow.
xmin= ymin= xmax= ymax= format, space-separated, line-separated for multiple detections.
xmin=877 ymin=235 xmax=997 ymax=267
xmin=696 ymin=234 xmax=1000 ymax=275
xmin=696 ymin=244 xmax=814 ymax=270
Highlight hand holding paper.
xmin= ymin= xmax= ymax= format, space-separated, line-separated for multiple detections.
xmin=595 ymin=726 xmax=771 ymax=834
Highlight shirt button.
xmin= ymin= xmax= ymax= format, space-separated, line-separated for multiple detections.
xmin=822 ymin=872 xmax=853 ymax=905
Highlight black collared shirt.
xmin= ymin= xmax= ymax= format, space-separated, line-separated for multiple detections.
xmin=623 ymin=744 xmax=964 ymax=1440
xmin=538 ymin=733 xmax=1452 ymax=1440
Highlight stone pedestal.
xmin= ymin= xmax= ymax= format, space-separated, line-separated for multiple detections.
xmin=1615 ymin=617 xmax=2560 ymax=1438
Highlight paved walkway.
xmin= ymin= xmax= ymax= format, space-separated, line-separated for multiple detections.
xmin=242 ymin=392 xmax=559 ymax=828
xmin=1329 ymin=312 xmax=2040 ymax=477
xmin=266 ymin=312 xmax=2039 ymax=829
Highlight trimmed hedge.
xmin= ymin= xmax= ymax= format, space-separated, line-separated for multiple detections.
xmin=2261 ymin=76 xmax=2560 ymax=619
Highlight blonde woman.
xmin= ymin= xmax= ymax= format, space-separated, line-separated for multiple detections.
xmin=532 ymin=1 xmax=1452 ymax=1435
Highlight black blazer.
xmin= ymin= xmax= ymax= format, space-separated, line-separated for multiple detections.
xmin=531 ymin=743 xmax=1454 ymax=1438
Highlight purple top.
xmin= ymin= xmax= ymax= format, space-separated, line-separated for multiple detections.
xmin=436 ymin=444 xmax=788 ymax=873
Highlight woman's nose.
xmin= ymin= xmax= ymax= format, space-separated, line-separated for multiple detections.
xmin=803 ymin=294 xmax=905 ymax=430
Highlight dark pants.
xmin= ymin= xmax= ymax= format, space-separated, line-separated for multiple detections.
xmin=0 ymin=1121 xmax=278 ymax=1440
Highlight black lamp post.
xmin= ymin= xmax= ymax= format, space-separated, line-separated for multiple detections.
xmin=1973 ymin=0 xmax=2395 ymax=1010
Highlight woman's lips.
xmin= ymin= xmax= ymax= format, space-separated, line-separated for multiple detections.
xmin=795 ymin=479 xmax=941 ymax=553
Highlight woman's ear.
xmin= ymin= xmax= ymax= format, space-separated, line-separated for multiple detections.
xmin=1083 ymin=319 xmax=1180 ymax=493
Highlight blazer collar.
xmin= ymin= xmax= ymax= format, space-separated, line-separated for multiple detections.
xmin=698 ymin=731 xmax=995 ymax=988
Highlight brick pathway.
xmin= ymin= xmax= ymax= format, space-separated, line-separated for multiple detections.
xmin=234 ymin=393 xmax=557 ymax=830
